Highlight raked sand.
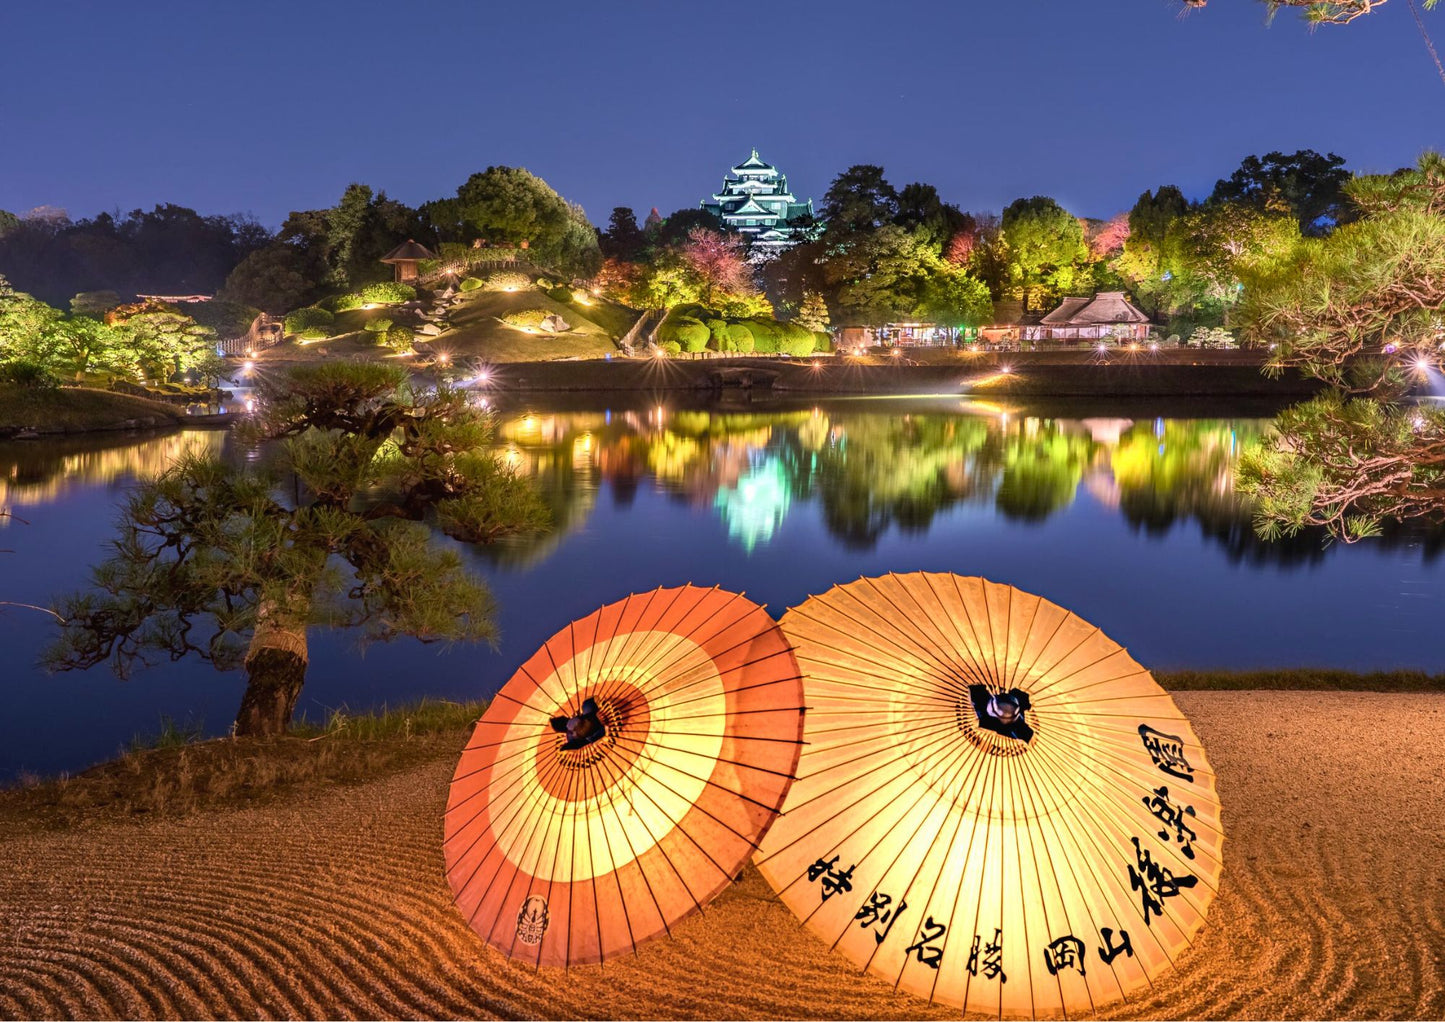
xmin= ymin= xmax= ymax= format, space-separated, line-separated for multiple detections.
xmin=0 ymin=692 xmax=1442 ymax=1020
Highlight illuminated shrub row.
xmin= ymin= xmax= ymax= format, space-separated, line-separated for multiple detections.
xmin=657 ymin=306 xmax=818 ymax=356
xmin=485 ymin=271 xmax=531 ymax=292
xmin=502 ymin=308 xmax=549 ymax=329
xmin=284 ymin=306 xmax=335 ymax=338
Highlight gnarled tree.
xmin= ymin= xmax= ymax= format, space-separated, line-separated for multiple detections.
xmin=46 ymin=363 xmax=549 ymax=734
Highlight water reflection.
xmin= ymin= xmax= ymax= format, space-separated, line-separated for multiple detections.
xmin=0 ymin=430 xmax=225 ymax=520
xmin=485 ymin=400 xmax=1276 ymax=557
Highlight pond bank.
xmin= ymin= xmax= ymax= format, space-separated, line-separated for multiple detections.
xmin=0 ymin=386 xmax=235 ymax=439
xmin=444 ymin=352 xmax=1329 ymax=399
xmin=1 ymin=691 xmax=1439 ymax=1019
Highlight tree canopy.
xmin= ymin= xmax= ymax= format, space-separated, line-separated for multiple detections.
xmin=47 ymin=363 xmax=549 ymax=734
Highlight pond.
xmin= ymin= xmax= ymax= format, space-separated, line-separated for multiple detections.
xmin=2 ymin=393 xmax=1441 ymax=782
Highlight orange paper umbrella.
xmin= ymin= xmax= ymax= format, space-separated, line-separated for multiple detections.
xmin=445 ymin=584 xmax=804 ymax=967
xmin=754 ymin=573 xmax=1223 ymax=1018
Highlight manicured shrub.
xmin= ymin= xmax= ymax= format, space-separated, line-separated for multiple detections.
xmin=813 ymin=330 xmax=833 ymax=353
xmin=284 ymin=306 xmax=335 ymax=337
xmin=485 ymin=271 xmax=531 ymax=292
xmin=745 ymin=318 xmax=779 ymax=353
xmin=502 ymin=308 xmax=549 ymax=329
xmin=677 ymin=320 xmax=710 ymax=352
xmin=706 ymin=319 xmax=729 ymax=351
xmin=548 ymin=285 xmax=573 ymax=303
xmin=659 ymin=341 xmax=682 ymax=356
xmin=459 ymin=276 xmax=485 ymax=292
xmin=0 ymin=359 xmax=59 ymax=390
xmin=380 ymin=325 xmax=414 ymax=352
xmin=319 ymin=292 xmax=364 ymax=313
xmin=724 ymin=324 xmax=754 ymax=354
xmin=363 ymin=317 xmax=394 ymax=333
xmin=777 ymin=322 xmax=817 ymax=357
xmin=657 ymin=310 xmax=707 ymax=348
xmin=358 ymin=281 xmax=416 ymax=305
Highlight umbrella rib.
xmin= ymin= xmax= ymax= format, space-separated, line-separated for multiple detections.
xmin=1017 ymin=737 xmax=1183 ymax=973
xmin=1014 ymin=734 xmax=1115 ymax=1013
xmin=587 ymin=741 xmax=678 ymax=946
xmin=789 ymin=600 xmax=977 ymax=698
xmin=855 ymin=575 xmax=981 ymax=691
xmin=1024 ymin=731 xmax=1215 ymax=941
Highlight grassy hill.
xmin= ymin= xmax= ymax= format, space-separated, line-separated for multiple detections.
xmin=0 ymin=385 xmax=183 ymax=434
xmin=259 ymin=273 xmax=640 ymax=365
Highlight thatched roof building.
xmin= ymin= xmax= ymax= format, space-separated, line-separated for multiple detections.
xmin=1025 ymin=291 xmax=1152 ymax=342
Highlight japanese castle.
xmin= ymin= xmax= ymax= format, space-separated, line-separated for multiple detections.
xmin=700 ymin=149 xmax=814 ymax=256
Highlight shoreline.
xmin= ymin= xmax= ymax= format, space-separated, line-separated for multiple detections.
xmin=1 ymin=691 xmax=1440 ymax=1020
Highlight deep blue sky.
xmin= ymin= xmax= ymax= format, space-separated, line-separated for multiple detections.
xmin=1 ymin=0 xmax=1440 ymax=229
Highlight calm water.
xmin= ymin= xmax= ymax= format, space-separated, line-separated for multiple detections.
xmin=2 ymin=393 xmax=1441 ymax=781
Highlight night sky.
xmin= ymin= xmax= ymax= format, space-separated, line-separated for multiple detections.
xmin=2 ymin=0 xmax=1440 ymax=228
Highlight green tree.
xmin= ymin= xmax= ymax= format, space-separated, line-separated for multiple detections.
xmin=1210 ymin=150 xmax=1352 ymax=234
xmin=0 ymin=275 xmax=63 ymax=362
xmin=219 ymin=242 xmax=322 ymax=313
xmin=821 ymin=165 xmax=900 ymax=234
xmin=1114 ymin=186 xmax=1191 ymax=316
xmin=47 ymin=363 xmax=549 ymax=735
xmin=1000 ymin=197 xmax=1089 ymax=312
xmin=795 ymin=290 xmax=831 ymax=332
xmin=428 ymin=166 xmax=602 ymax=278
xmin=602 ymin=206 xmax=644 ymax=260
xmin=1236 ymin=153 xmax=1445 ymax=539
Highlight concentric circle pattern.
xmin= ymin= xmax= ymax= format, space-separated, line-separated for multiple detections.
xmin=444 ymin=585 xmax=804 ymax=968
xmin=754 ymin=573 xmax=1225 ymax=1018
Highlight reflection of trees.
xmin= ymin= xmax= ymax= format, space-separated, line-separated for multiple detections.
xmin=995 ymin=430 xmax=1093 ymax=522
xmin=810 ymin=416 xmax=992 ymax=548
xmin=0 ymin=430 xmax=225 ymax=516
xmin=1111 ymin=421 xmax=1252 ymax=534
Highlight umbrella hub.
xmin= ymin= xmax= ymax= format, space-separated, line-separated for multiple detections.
xmin=958 ymin=684 xmax=1037 ymax=755
xmin=550 ymin=695 xmax=634 ymax=769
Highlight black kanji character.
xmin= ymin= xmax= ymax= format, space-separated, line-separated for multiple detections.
xmin=905 ymin=915 xmax=947 ymax=969
xmin=1143 ymin=785 xmax=1198 ymax=859
xmin=1128 ymin=836 xmax=1199 ymax=925
xmin=966 ymin=927 xmax=1007 ymax=982
xmin=1042 ymin=934 xmax=1086 ymax=976
xmin=1138 ymin=724 xmax=1195 ymax=781
xmin=1098 ymin=927 xmax=1134 ymax=965
xmin=855 ymin=891 xmax=908 ymax=944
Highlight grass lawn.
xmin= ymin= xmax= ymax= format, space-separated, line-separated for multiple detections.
xmin=0 ymin=385 xmax=182 ymax=433
xmin=424 ymin=287 xmax=629 ymax=362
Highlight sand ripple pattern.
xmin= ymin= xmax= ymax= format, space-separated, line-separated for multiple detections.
xmin=0 ymin=692 xmax=1441 ymax=1019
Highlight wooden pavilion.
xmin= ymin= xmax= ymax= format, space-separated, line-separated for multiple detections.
xmin=379 ymin=239 xmax=436 ymax=283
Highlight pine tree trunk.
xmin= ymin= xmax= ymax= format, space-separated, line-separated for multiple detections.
xmin=235 ymin=615 xmax=309 ymax=737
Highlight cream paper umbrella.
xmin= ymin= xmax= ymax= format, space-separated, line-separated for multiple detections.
xmin=753 ymin=573 xmax=1223 ymax=1018
xmin=445 ymin=584 xmax=804 ymax=968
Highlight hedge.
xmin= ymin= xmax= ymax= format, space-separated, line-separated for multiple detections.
xmin=380 ymin=325 xmax=414 ymax=352
xmin=358 ymin=281 xmax=416 ymax=305
xmin=284 ymin=306 xmax=335 ymax=336
xmin=459 ymin=276 xmax=484 ymax=292
xmin=319 ymin=292 xmax=364 ymax=313
xmin=502 ymin=308 xmax=549 ymax=329
xmin=725 ymin=324 xmax=754 ymax=353
xmin=659 ymin=341 xmax=682 ymax=356
xmin=363 ymin=317 xmax=393 ymax=333
xmin=547 ymin=285 xmax=573 ymax=304
xmin=486 ymin=271 xmax=531 ymax=292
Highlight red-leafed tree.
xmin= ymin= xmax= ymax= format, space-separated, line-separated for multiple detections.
xmin=680 ymin=227 xmax=755 ymax=306
xmin=1089 ymin=213 xmax=1131 ymax=261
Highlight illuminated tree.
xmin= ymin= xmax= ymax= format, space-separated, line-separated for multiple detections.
xmin=795 ymin=290 xmax=830 ymax=333
xmin=680 ymin=227 xmax=755 ymax=306
xmin=821 ymin=165 xmax=899 ymax=234
xmin=1237 ymin=153 xmax=1445 ymax=538
xmin=1000 ymin=196 xmax=1090 ymax=312
xmin=47 ymin=363 xmax=549 ymax=735
xmin=1211 ymin=150 xmax=1351 ymax=234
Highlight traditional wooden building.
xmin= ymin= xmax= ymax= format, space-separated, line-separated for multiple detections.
xmin=700 ymin=149 xmax=814 ymax=257
xmin=1022 ymin=291 xmax=1152 ymax=343
xmin=380 ymin=239 xmax=436 ymax=283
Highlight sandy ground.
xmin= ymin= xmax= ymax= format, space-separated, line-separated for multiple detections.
xmin=0 ymin=692 xmax=1441 ymax=1020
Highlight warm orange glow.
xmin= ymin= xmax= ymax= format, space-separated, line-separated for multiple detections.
xmin=754 ymin=573 xmax=1223 ymax=1017
xmin=443 ymin=586 xmax=803 ymax=967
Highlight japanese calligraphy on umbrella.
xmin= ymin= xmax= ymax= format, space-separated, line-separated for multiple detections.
xmin=753 ymin=573 xmax=1223 ymax=1018
xmin=444 ymin=585 xmax=805 ymax=967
